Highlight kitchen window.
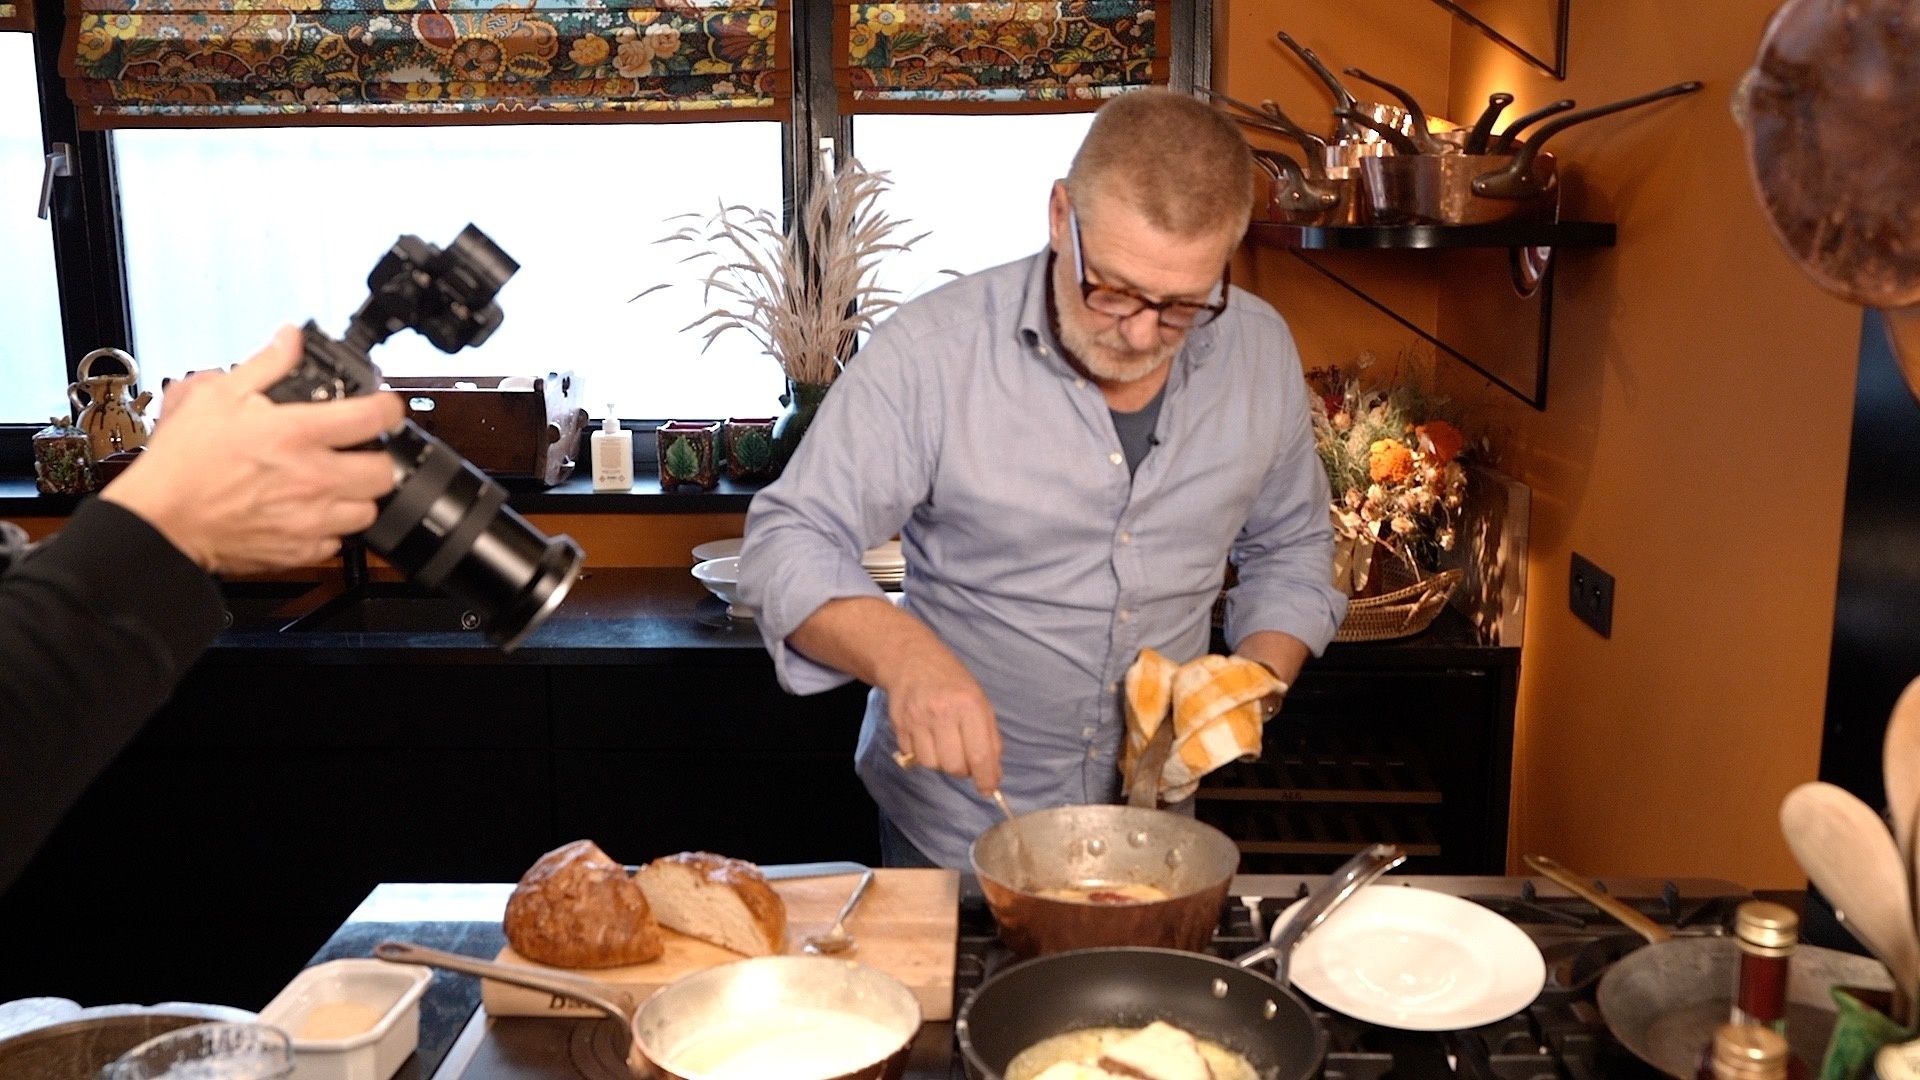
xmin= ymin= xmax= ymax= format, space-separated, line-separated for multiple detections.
xmin=6 ymin=1 xmax=1202 ymax=430
xmin=0 ymin=33 xmax=68 ymax=425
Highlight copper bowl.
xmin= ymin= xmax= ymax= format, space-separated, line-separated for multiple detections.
xmin=969 ymin=804 xmax=1240 ymax=959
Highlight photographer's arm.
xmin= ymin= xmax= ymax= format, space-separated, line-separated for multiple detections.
xmin=0 ymin=327 xmax=401 ymax=894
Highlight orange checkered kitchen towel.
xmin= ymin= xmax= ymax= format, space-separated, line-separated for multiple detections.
xmin=1122 ymin=648 xmax=1287 ymax=804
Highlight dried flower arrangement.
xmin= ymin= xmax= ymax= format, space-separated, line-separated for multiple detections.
xmin=1307 ymin=351 xmax=1471 ymax=593
xmin=636 ymin=156 xmax=926 ymax=388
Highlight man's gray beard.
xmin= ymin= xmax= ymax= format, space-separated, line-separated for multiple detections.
xmin=1057 ymin=314 xmax=1178 ymax=385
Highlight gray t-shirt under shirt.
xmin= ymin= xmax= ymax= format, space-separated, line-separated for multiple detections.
xmin=1109 ymin=382 xmax=1168 ymax=476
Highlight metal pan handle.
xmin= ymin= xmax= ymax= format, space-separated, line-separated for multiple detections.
xmin=1523 ymin=854 xmax=1673 ymax=944
xmin=1236 ymin=842 xmax=1406 ymax=984
xmin=1476 ymin=81 xmax=1703 ymax=199
xmin=373 ymin=940 xmax=640 ymax=1022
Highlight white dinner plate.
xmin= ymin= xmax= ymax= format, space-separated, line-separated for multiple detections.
xmin=1275 ymin=884 xmax=1545 ymax=1031
xmin=691 ymin=537 xmax=744 ymax=563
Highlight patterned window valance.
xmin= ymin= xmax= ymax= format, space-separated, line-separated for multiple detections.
xmin=834 ymin=1 xmax=1169 ymax=114
xmin=61 ymin=0 xmax=788 ymax=128
xmin=0 ymin=0 xmax=34 ymax=33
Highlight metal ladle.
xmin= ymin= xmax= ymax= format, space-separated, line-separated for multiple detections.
xmin=804 ymin=869 xmax=876 ymax=955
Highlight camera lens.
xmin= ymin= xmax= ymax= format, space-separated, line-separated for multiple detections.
xmin=365 ymin=423 xmax=583 ymax=650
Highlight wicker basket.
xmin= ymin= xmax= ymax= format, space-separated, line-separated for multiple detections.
xmin=1336 ymin=564 xmax=1463 ymax=643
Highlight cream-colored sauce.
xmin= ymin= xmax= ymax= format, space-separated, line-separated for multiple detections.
xmin=296 ymin=1000 xmax=385 ymax=1040
xmin=664 ymin=1009 xmax=902 ymax=1080
xmin=1005 ymin=1024 xmax=1258 ymax=1080
xmin=1034 ymin=882 xmax=1170 ymax=904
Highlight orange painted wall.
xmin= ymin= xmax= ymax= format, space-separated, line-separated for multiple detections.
xmin=1224 ymin=0 xmax=1860 ymax=886
xmin=1438 ymin=2 xmax=1860 ymax=887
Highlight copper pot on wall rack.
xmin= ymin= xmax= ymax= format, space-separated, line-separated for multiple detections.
xmin=1359 ymin=151 xmax=1561 ymax=226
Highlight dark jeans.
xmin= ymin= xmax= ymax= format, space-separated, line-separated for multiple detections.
xmin=877 ymin=811 xmax=940 ymax=869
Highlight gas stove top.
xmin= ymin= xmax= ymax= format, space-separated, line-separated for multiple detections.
xmin=428 ymin=874 xmax=1754 ymax=1080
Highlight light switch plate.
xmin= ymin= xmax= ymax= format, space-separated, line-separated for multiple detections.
xmin=1570 ymin=552 xmax=1614 ymax=638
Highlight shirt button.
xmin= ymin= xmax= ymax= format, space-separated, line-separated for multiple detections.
xmin=1107 ymin=682 xmax=1119 ymax=694
xmin=1118 ymin=609 xmax=1133 ymax=623
xmin=1119 ymin=531 xmax=1132 ymax=545
xmin=1108 ymin=452 xmax=1124 ymax=466
xmin=1073 ymin=376 xmax=1085 ymax=387
xmin=1082 ymin=726 xmax=1096 ymax=739
xmin=1087 ymin=748 xmax=1099 ymax=760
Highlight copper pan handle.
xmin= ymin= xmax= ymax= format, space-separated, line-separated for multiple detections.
xmin=1523 ymin=855 xmax=1673 ymax=944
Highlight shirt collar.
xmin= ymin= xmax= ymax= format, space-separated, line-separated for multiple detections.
xmin=1014 ymin=248 xmax=1222 ymax=378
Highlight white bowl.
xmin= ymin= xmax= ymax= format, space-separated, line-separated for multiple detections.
xmin=690 ymin=537 xmax=744 ymax=563
xmin=258 ymin=959 xmax=430 ymax=1080
xmin=692 ymin=556 xmax=754 ymax=619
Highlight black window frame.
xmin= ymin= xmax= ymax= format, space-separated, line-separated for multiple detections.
xmin=2 ymin=0 xmax=1208 ymax=474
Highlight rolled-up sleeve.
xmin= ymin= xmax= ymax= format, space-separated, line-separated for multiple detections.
xmin=1224 ymin=336 xmax=1346 ymax=657
xmin=739 ymin=317 xmax=943 ymax=695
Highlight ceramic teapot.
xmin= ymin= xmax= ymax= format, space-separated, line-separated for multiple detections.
xmin=68 ymin=347 xmax=153 ymax=459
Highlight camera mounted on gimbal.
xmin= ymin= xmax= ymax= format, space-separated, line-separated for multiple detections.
xmin=268 ymin=225 xmax=582 ymax=650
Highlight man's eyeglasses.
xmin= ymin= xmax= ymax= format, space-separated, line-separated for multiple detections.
xmin=1068 ymin=203 xmax=1230 ymax=331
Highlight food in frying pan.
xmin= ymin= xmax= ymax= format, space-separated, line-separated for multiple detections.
xmin=661 ymin=1007 xmax=906 ymax=1080
xmin=1008 ymin=1021 xmax=1258 ymax=1080
xmin=503 ymin=839 xmax=664 ymax=969
xmin=1034 ymin=883 xmax=1172 ymax=905
xmin=634 ymin=851 xmax=787 ymax=956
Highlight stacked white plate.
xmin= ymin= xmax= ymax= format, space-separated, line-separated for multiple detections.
xmin=691 ymin=537 xmax=905 ymax=590
xmin=862 ymin=540 xmax=905 ymax=590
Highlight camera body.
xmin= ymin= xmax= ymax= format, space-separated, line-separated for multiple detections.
xmin=267 ymin=225 xmax=582 ymax=650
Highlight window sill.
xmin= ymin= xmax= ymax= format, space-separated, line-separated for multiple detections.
xmin=0 ymin=471 xmax=766 ymax=517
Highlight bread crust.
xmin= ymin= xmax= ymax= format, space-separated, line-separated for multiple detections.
xmin=503 ymin=840 xmax=664 ymax=969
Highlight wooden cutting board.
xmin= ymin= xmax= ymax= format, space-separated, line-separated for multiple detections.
xmin=479 ymin=869 xmax=959 ymax=1021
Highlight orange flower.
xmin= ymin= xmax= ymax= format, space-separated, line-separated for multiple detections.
xmin=1368 ymin=439 xmax=1414 ymax=484
xmin=1416 ymin=420 xmax=1464 ymax=465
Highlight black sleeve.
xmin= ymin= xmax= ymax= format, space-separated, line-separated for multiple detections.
xmin=0 ymin=498 xmax=224 ymax=894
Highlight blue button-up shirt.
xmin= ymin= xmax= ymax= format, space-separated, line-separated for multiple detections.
xmin=739 ymin=251 xmax=1345 ymax=869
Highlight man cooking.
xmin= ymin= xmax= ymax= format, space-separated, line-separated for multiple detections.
xmin=739 ymin=89 xmax=1345 ymax=869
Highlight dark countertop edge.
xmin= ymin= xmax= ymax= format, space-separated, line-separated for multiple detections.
xmin=0 ymin=473 xmax=764 ymax=516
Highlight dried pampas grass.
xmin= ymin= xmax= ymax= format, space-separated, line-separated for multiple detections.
xmin=636 ymin=157 xmax=925 ymax=387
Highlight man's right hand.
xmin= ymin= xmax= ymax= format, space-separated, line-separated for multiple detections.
xmin=787 ymin=594 xmax=1006 ymax=794
xmin=101 ymin=325 xmax=405 ymax=575
xmin=882 ymin=641 xmax=1004 ymax=795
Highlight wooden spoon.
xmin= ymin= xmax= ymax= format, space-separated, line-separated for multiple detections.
xmin=1882 ymin=677 xmax=1920 ymax=869
xmin=1780 ymin=781 xmax=1920 ymax=1026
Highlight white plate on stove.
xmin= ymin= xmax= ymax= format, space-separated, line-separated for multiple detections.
xmin=1276 ymin=884 xmax=1544 ymax=1031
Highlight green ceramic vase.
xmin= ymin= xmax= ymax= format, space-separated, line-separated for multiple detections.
xmin=771 ymin=379 xmax=831 ymax=471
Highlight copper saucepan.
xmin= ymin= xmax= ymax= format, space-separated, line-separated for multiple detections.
xmin=374 ymin=942 xmax=920 ymax=1080
xmin=969 ymin=804 xmax=1241 ymax=958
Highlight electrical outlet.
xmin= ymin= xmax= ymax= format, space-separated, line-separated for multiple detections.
xmin=1569 ymin=552 xmax=1615 ymax=638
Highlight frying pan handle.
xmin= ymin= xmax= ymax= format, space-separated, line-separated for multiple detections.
xmin=1332 ymin=109 xmax=1420 ymax=156
xmin=1343 ymin=67 xmax=1443 ymax=154
xmin=1476 ymin=81 xmax=1703 ymax=199
xmin=1522 ymin=855 xmax=1674 ymax=945
xmin=1231 ymin=117 xmax=1332 ymax=180
xmin=1488 ymin=98 xmax=1575 ymax=155
xmin=1238 ymin=843 xmax=1406 ymax=984
xmin=373 ymin=940 xmax=640 ymax=1022
xmin=1252 ymin=150 xmax=1340 ymax=215
xmin=1464 ymin=93 xmax=1515 ymax=155
xmin=1274 ymin=30 xmax=1359 ymax=133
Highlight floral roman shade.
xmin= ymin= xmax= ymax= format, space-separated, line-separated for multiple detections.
xmin=61 ymin=0 xmax=788 ymax=127
xmin=0 ymin=0 xmax=33 ymax=33
xmin=835 ymin=0 xmax=1169 ymax=113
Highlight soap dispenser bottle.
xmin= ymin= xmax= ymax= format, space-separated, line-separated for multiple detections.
xmin=592 ymin=407 xmax=633 ymax=492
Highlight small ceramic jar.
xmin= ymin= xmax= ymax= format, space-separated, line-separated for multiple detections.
xmin=32 ymin=417 xmax=98 ymax=495
xmin=657 ymin=420 xmax=720 ymax=491
xmin=722 ymin=417 xmax=777 ymax=481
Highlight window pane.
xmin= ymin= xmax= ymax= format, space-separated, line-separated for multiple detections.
xmin=0 ymin=36 xmax=69 ymax=424
xmin=852 ymin=113 xmax=1094 ymax=305
xmin=113 ymin=124 xmax=787 ymax=421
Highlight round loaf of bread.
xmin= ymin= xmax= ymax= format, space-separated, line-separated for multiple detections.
xmin=503 ymin=840 xmax=664 ymax=969
xmin=634 ymin=852 xmax=787 ymax=956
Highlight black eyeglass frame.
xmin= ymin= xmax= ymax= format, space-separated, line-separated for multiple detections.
xmin=1067 ymin=202 xmax=1232 ymax=331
